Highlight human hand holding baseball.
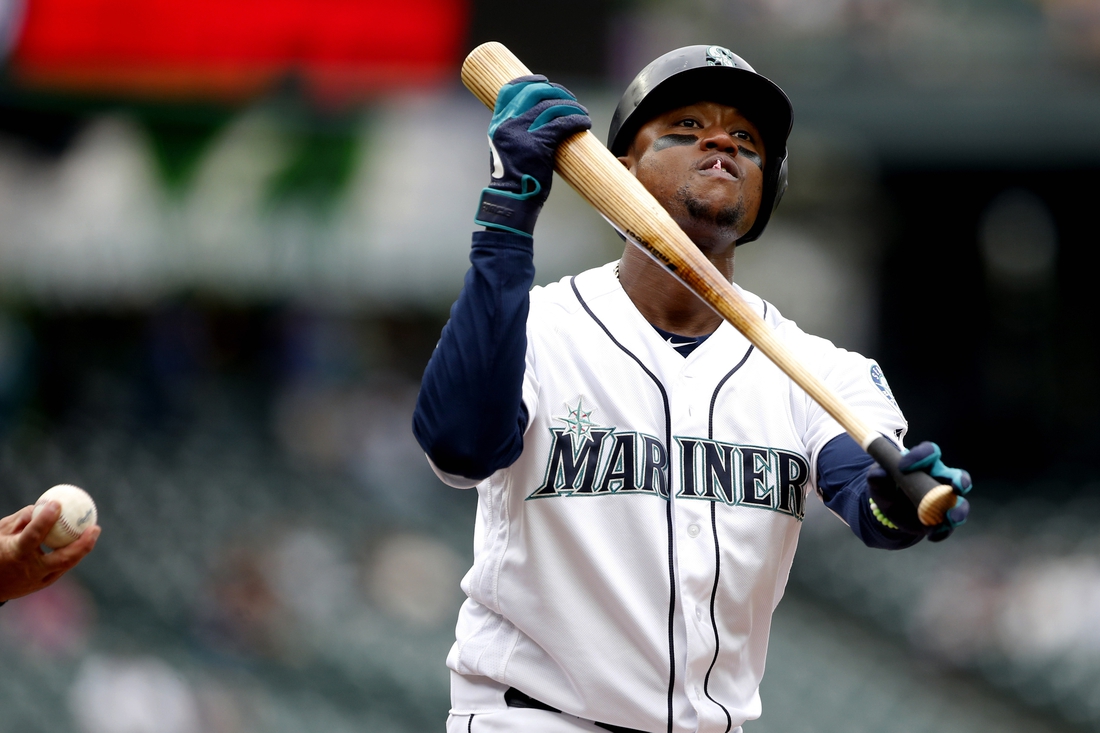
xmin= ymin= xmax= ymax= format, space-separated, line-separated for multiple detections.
xmin=0 ymin=489 xmax=101 ymax=603
xmin=867 ymin=442 xmax=971 ymax=542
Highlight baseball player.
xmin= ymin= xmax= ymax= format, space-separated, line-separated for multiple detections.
xmin=413 ymin=45 xmax=972 ymax=733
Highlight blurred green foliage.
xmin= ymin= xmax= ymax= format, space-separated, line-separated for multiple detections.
xmin=264 ymin=121 xmax=361 ymax=215
xmin=142 ymin=114 xmax=233 ymax=193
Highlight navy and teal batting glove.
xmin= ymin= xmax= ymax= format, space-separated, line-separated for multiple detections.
xmin=474 ymin=75 xmax=591 ymax=237
xmin=867 ymin=441 xmax=972 ymax=543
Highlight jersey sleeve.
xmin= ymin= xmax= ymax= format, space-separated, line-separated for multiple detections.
xmin=412 ymin=230 xmax=536 ymax=486
xmin=777 ymin=319 xmax=914 ymax=548
xmin=815 ymin=433 xmax=923 ymax=549
xmin=796 ymin=341 xmax=908 ymax=465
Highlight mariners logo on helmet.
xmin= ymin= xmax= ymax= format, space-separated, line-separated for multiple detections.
xmin=706 ymin=46 xmax=739 ymax=67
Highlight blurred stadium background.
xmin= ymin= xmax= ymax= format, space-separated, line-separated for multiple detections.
xmin=0 ymin=0 xmax=1098 ymax=731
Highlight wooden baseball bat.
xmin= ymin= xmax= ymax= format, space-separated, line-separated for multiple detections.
xmin=461 ymin=41 xmax=957 ymax=527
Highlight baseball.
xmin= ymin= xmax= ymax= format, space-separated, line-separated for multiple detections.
xmin=32 ymin=484 xmax=98 ymax=549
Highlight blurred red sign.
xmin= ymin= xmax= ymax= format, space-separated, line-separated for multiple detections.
xmin=10 ymin=0 xmax=469 ymax=102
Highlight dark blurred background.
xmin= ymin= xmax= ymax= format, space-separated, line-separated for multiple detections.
xmin=1 ymin=1 xmax=1099 ymax=731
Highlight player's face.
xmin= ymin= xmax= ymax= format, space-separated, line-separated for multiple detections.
xmin=619 ymin=102 xmax=766 ymax=251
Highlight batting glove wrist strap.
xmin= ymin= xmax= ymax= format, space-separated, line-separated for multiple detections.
xmin=475 ymin=181 xmax=543 ymax=237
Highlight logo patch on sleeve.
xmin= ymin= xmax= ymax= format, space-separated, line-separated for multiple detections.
xmin=870 ymin=364 xmax=898 ymax=408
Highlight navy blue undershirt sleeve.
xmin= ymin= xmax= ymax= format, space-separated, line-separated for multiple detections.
xmin=817 ymin=433 xmax=923 ymax=550
xmin=412 ymin=230 xmax=535 ymax=481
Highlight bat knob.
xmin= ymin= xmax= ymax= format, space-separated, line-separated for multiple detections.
xmin=917 ymin=484 xmax=956 ymax=527
xmin=867 ymin=436 xmax=960 ymax=528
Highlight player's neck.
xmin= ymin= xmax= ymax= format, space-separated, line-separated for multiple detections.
xmin=617 ymin=245 xmax=732 ymax=337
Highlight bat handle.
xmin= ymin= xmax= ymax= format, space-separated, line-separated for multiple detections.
xmin=865 ymin=436 xmax=957 ymax=527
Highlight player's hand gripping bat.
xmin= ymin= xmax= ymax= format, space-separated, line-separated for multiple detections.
xmin=461 ymin=41 xmax=957 ymax=527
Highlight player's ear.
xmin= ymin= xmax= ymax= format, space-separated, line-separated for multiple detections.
xmin=617 ymin=155 xmax=634 ymax=172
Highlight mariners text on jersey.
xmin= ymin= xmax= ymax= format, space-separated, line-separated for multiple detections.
xmin=530 ymin=402 xmax=809 ymax=521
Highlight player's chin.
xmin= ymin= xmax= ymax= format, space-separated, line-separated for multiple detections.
xmin=716 ymin=203 xmax=753 ymax=232
xmin=683 ymin=198 xmax=749 ymax=238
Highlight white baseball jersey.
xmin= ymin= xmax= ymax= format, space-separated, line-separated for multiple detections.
xmin=431 ymin=261 xmax=907 ymax=733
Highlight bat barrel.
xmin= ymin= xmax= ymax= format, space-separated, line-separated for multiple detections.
xmin=461 ymin=41 xmax=532 ymax=108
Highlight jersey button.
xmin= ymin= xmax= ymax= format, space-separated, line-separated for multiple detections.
xmin=687 ymin=523 xmax=701 ymax=538
xmin=695 ymin=606 xmax=703 ymax=621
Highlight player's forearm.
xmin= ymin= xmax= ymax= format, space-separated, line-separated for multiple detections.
xmin=816 ymin=434 xmax=923 ymax=550
xmin=413 ymin=230 xmax=535 ymax=480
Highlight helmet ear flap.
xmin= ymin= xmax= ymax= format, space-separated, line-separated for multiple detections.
xmin=735 ymin=146 xmax=787 ymax=245
xmin=772 ymin=156 xmax=789 ymax=212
